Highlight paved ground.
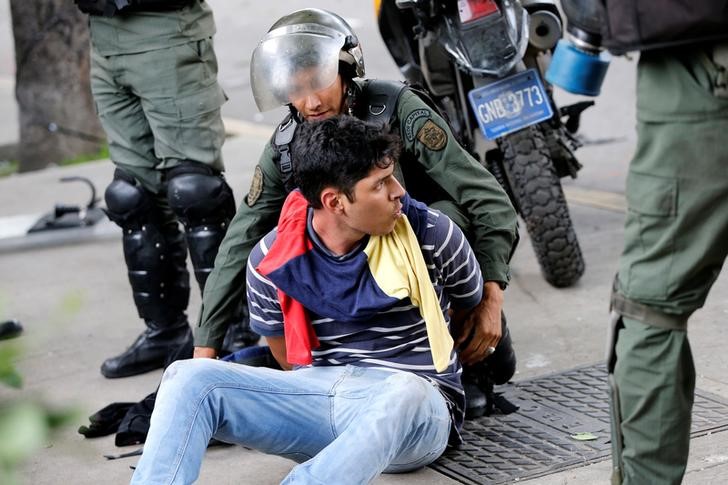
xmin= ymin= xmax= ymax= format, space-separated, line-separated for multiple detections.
xmin=1 ymin=3 xmax=727 ymax=483
xmin=1 ymin=123 xmax=727 ymax=484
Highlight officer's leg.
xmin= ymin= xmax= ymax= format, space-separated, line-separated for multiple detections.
xmin=136 ymin=39 xmax=257 ymax=352
xmin=608 ymin=309 xmax=694 ymax=485
xmin=101 ymin=168 xmax=192 ymax=378
xmin=166 ymin=163 xmax=235 ymax=288
xmin=165 ymin=163 xmax=259 ymax=351
xmin=430 ymin=199 xmax=517 ymax=418
xmin=608 ymin=49 xmax=728 ymax=483
xmin=91 ymin=49 xmax=193 ymax=378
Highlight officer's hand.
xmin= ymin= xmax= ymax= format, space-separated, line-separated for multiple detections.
xmin=193 ymin=346 xmax=218 ymax=359
xmin=455 ymin=282 xmax=503 ymax=366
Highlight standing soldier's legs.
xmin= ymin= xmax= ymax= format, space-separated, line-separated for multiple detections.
xmin=134 ymin=39 xmax=258 ymax=352
xmin=608 ymin=49 xmax=728 ymax=484
xmin=91 ymin=48 xmax=194 ymax=378
xmin=103 ymin=166 xmax=193 ymax=377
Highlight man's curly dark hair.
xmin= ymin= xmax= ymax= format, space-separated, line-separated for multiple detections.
xmin=291 ymin=115 xmax=402 ymax=208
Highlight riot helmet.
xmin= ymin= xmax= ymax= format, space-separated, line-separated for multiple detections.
xmin=250 ymin=8 xmax=365 ymax=112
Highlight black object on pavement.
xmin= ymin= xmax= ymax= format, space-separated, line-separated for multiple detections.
xmin=0 ymin=319 xmax=23 ymax=340
xmin=28 ymin=176 xmax=105 ymax=233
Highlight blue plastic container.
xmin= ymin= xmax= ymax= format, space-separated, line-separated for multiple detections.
xmin=546 ymin=39 xmax=611 ymax=96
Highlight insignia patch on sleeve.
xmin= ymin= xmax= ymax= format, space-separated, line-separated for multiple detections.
xmin=416 ymin=120 xmax=448 ymax=151
xmin=246 ymin=165 xmax=264 ymax=207
xmin=403 ymin=108 xmax=431 ymax=141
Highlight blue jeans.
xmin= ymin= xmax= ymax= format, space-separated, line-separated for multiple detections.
xmin=131 ymin=359 xmax=451 ymax=484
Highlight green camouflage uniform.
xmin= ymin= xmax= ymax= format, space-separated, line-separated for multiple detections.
xmin=195 ymin=83 xmax=519 ymax=349
xmin=609 ymin=42 xmax=728 ymax=484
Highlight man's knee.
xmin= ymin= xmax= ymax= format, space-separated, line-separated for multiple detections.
xmin=160 ymin=359 xmax=219 ymax=396
xmin=381 ymin=373 xmax=438 ymax=413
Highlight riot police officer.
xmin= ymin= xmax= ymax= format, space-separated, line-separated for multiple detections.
xmin=75 ymin=0 xmax=255 ymax=378
xmin=194 ymin=9 xmax=519 ymax=417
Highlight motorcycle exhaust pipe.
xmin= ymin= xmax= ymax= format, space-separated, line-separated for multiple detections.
xmin=528 ymin=9 xmax=562 ymax=51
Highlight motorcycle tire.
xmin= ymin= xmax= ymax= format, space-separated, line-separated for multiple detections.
xmin=498 ymin=125 xmax=585 ymax=287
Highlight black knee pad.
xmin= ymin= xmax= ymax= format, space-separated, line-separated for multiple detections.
xmin=166 ymin=164 xmax=236 ymax=288
xmin=166 ymin=164 xmax=235 ymax=226
xmin=104 ymin=169 xmax=152 ymax=228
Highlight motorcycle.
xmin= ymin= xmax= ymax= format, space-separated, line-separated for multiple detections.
xmin=375 ymin=0 xmax=593 ymax=287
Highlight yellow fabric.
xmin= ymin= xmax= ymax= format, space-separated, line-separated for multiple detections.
xmin=364 ymin=217 xmax=454 ymax=372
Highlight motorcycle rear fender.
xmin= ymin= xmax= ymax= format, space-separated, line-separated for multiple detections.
xmin=438 ymin=0 xmax=530 ymax=77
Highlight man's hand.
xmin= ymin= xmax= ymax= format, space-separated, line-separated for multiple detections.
xmin=455 ymin=281 xmax=504 ymax=366
xmin=193 ymin=346 xmax=218 ymax=359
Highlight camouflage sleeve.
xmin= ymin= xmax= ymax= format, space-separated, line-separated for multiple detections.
xmin=396 ymin=89 xmax=519 ymax=285
xmin=194 ymin=140 xmax=287 ymax=349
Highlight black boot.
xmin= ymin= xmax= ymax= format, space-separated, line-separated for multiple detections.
xmin=103 ymin=171 xmax=192 ymax=379
xmin=462 ymin=313 xmax=518 ymax=419
xmin=101 ymin=318 xmax=192 ymax=378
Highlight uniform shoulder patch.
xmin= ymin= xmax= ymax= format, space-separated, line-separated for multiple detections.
xmin=417 ymin=119 xmax=448 ymax=151
xmin=246 ymin=165 xmax=263 ymax=207
xmin=403 ymin=108 xmax=431 ymax=141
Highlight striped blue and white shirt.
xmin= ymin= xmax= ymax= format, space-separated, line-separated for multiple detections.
xmin=247 ymin=202 xmax=483 ymax=442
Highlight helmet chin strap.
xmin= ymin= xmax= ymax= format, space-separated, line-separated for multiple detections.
xmin=343 ymin=80 xmax=361 ymax=117
xmin=287 ymin=104 xmax=304 ymax=123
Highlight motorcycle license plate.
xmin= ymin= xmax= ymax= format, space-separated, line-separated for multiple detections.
xmin=468 ymin=69 xmax=553 ymax=140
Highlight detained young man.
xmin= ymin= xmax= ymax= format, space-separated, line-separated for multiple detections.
xmin=131 ymin=115 xmax=484 ymax=484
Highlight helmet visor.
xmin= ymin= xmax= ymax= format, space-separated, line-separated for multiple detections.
xmin=250 ymin=25 xmax=346 ymax=112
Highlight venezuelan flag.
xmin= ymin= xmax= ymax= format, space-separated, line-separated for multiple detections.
xmin=257 ymin=191 xmax=453 ymax=372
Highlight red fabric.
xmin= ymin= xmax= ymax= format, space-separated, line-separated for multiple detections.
xmin=256 ymin=191 xmax=320 ymax=366
xmin=277 ymin=289 xmax=319 ymax=365
xmin=256 ymin=191 xmax=312 ymax=275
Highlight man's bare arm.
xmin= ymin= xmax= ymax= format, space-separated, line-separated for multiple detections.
xmin=266 ymin=336 xmax=293 ymax=371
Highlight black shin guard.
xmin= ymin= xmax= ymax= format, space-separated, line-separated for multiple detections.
xmin=102 ymin=169 xmax=192 ymax=378
xmin=166 ymin=163 xmax=236 ymax=289
xmin=166 ymin=164 xmax=259 ymax=352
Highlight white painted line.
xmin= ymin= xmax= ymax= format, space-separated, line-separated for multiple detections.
xmin=0 ymin=214 xmax=39 ymax=239
xmin=563 ymin=186 xmax=626 ymax=213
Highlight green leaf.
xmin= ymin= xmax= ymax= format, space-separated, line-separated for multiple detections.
xmin=570 ymin=431 xmax=598 ymax=441
xmin=46 ymin=408 xmax=80 ymax=430
xmin=0 ymin=404 xmax=49 ymax=462
xmin=0 ymin=345 xmax=23 ymax=389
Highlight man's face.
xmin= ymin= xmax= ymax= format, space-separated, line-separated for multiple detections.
xmin=340 ymin=162 xmax=405 ymax=237
xmin=291 ymin=74 xmax=346 ymax=121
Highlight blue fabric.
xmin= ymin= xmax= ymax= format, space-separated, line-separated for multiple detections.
xmin=131 ymin=359 xmax=451 ymax=484
xmin=248 ymin=201 xmax=484 ymax=445
xmin=265 ymin=194 xmax=430 ymax=323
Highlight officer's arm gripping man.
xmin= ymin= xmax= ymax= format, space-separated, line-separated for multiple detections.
xmin=395 ymin=90 xmax=519 ymax=362
xmin=194 ymin=142 xmax=286 ymax=354
xmin=396 ymin=89 xmax=519 ymax=287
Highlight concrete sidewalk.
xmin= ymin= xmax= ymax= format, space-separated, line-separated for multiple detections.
xmin=1 ymin=127 xmax=727 ymax=484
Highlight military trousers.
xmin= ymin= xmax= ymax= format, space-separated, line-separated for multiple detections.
xmin=609 ymin=45 xmax=728 ymax=485
xmin=90 ymin=37 xmax=227 ymax=193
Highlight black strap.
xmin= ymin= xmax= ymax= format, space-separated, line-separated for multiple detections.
xmin=273 ymin=115 xmax=299 ymax=191
xmin=359 ymin=79 xmax=407 ymax=127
